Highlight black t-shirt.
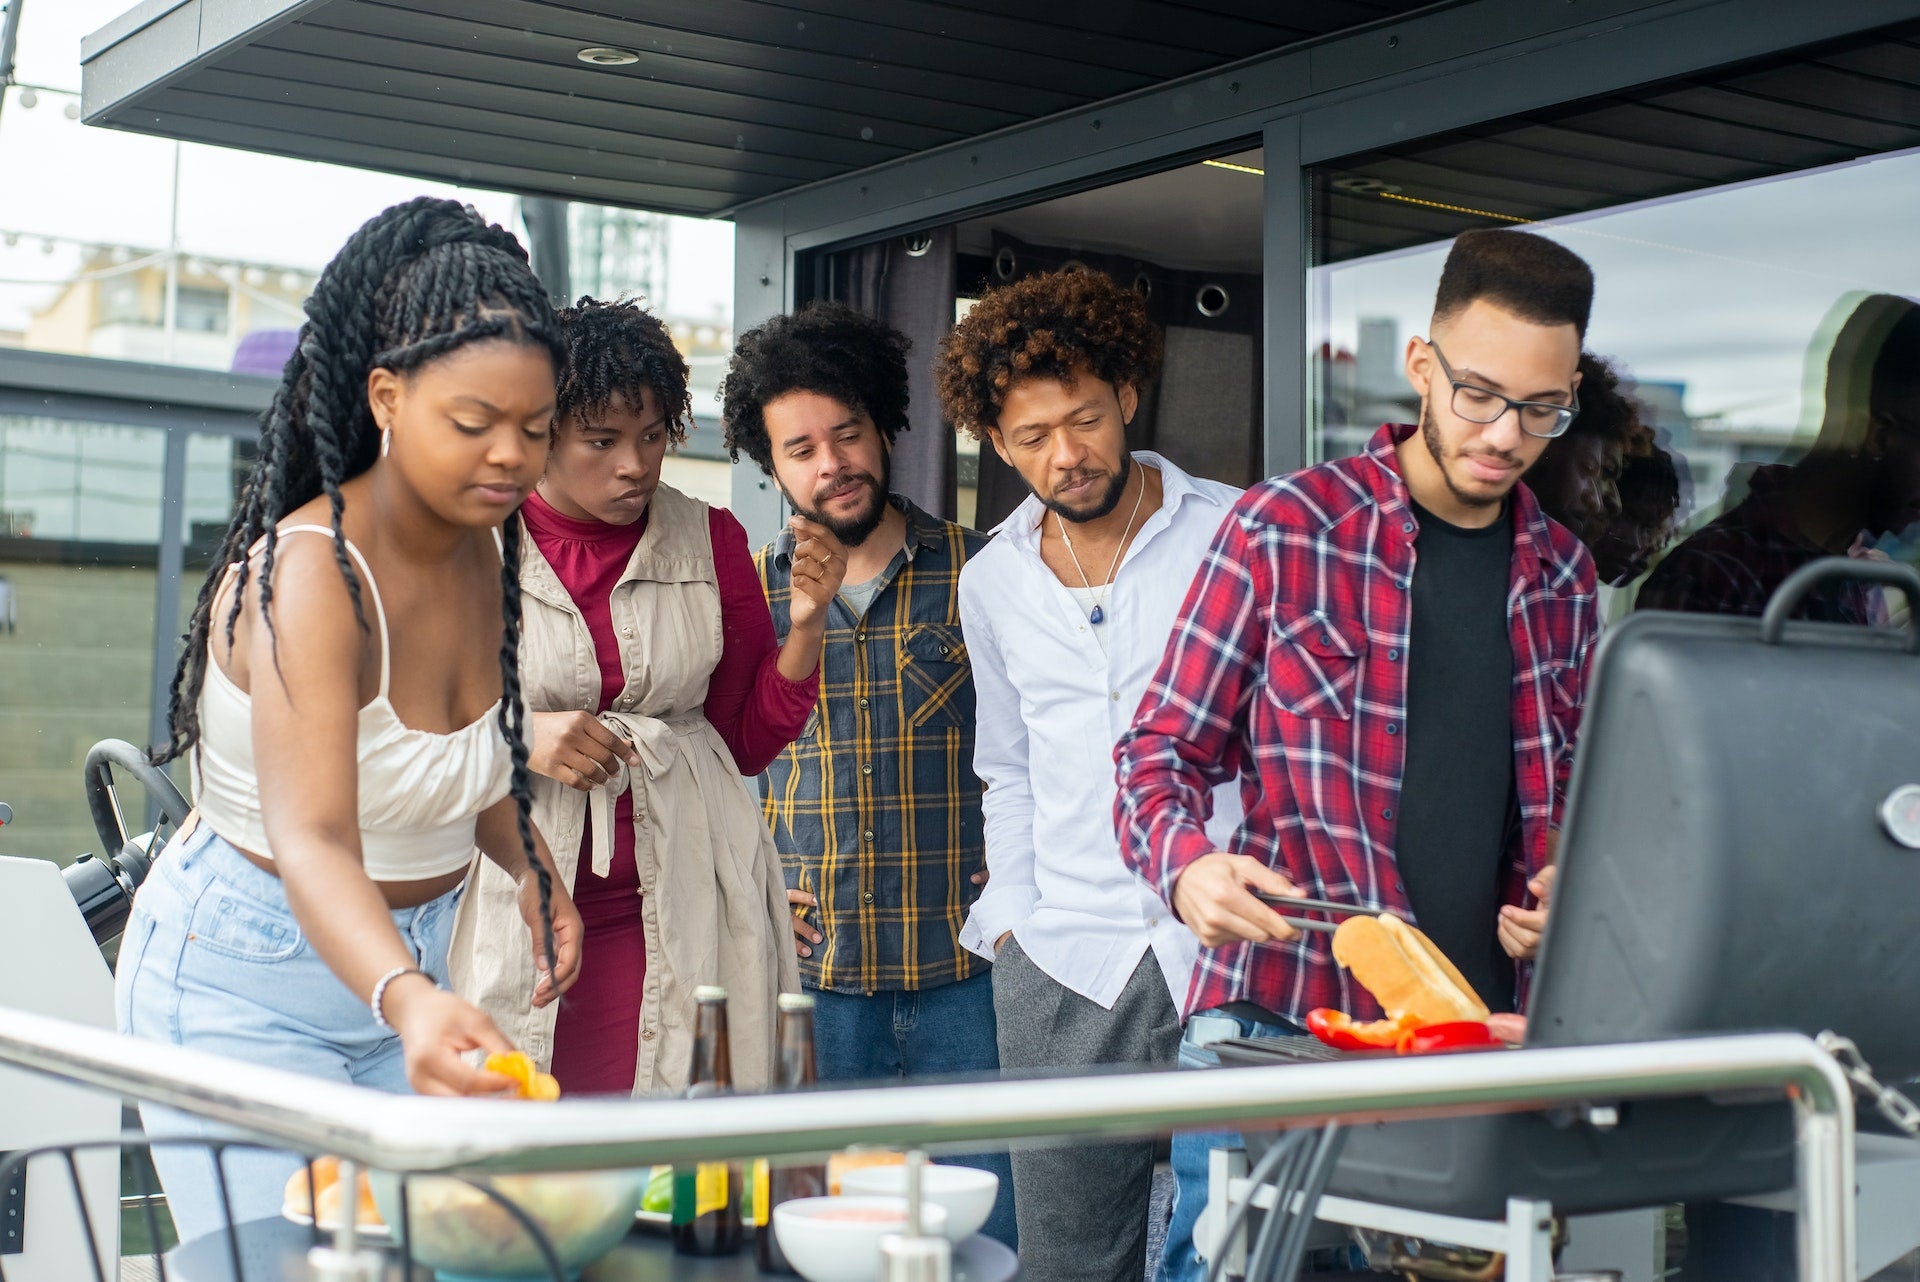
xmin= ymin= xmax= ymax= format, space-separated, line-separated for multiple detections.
xmin=1393 ymin=497 xmax=1519 ymax=1014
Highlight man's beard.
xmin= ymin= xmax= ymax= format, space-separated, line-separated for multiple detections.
xmin=785 ymin=454 xmax=891 ymax=548
xmin=1039 ymin=454 xmax=1133 ymax=525
xmin=1421 ymin=400 xmax=1519 ymax=512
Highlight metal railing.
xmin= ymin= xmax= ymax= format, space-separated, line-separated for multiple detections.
xmin=0 ymin=1007 xmax=1859 ymax=1280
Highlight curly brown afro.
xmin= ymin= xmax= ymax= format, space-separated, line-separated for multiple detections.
xmin=935 ymin=269 xmax=1163 ymax=441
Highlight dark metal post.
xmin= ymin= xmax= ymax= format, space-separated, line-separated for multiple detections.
xmin=148 ymin=426 xmax=189 ymax=766
xmin=520 ymin=196 xmax=572 ymax=307
xmin=728 ymin=209 xmax=791 ymax=546
xmin=1262 ymin=116 xmax=1308 ymax=481
xmin=0 ymin=0 xmax=24 ymax=133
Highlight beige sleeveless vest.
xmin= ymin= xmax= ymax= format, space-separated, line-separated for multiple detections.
xmin=448 ymin=483 xmax=798 ymax=1095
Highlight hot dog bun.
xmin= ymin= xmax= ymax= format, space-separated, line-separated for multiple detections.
xmin=1331 ymin=913 xmax=1489 ymax=1025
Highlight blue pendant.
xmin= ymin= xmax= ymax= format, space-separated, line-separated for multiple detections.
xmin=1090 ymin=604 xmax=1105 ymax=625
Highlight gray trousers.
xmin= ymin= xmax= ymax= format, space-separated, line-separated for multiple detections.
xmin=993 ymin=938 xmax=1183 ymax=1282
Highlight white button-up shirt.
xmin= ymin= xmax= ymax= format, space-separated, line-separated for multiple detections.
xmin=958 ymin=452 xmax=1245 ymax=1010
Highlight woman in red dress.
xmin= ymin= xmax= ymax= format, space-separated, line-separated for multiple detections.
xmin=450 ymin=298 xmax=846 ymax=1093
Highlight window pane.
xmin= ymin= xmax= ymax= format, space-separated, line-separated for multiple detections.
xmin=1310 ymin=22 xmax=1920 ymax=622
xmin=0 ymin=417 xmax=164 ymax=864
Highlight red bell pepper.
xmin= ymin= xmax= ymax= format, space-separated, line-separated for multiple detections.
xmin=1398 ymin=1021 xmax=1501 ymax=1055
xmin=1305 ymin=1008 xmax=1414 ymax=1052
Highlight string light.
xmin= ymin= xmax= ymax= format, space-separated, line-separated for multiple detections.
xmin=6 ymin=80 xmax=83 ymax=119
xmin=1375 ymin=191 xmax=1532 ymax=223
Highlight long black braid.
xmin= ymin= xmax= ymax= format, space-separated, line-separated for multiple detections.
xmin=156 ymin=195 xmax=565 ymax=978
xmin=494 ymin=515 xmax=555 ymax=974
xmin=554 ymin=295 xmax=693 ymax=439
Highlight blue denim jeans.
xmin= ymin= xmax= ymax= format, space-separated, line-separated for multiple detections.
xmin=114 ymin=823 xmax=462 ymax=1243
xmin=809 ymin=971 xmax=1016 ymax=1249
xmin=1160 ymin=1007 xmax=1297 ymax=1282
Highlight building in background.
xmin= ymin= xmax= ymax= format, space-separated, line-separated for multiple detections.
xmin=23 ymin=246 xmax=311 ymax=371
xmin=570 ymin=204 xmax=669 ymax=306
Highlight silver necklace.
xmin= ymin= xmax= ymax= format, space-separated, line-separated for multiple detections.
xmin=1057 ymin=467 xmax=1147 ymax=626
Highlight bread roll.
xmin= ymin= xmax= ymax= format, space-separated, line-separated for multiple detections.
xmin=1330 ymin=913 xmax=1489 ymax=1025
xmin=285 ymin=1157 xmax=381 ymax=1228
xmin=283 ymin=1155 xmax=339 ymax=1218
xmin=313 ymin=1169 xmax=382 ymax=1229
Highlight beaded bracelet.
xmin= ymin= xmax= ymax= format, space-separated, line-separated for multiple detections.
xmin=370 ymin=965 xmax=432 ymax=1031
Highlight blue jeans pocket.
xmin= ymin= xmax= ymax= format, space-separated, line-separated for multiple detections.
xmin=187 ymin=890 xmax=305 ymax=962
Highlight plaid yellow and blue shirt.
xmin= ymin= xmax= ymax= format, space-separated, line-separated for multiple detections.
xmin=756 ymin=495 xmax=988 ymax=993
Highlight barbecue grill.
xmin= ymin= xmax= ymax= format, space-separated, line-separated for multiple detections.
xmin=1214 ymin=557 xmax=1920 ymax=1274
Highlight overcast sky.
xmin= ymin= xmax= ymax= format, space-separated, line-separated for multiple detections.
xmin=0 ymin=1 xmax=734 ymax=330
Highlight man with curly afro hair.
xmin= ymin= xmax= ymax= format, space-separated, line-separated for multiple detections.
xmin=1116 ymin=230 xmax=1602 ymax=1282
xmin=719 ymin=301 xmax=1013 ymax=1247
xmin=933 ymin=268 xmax=1245 ymax=1282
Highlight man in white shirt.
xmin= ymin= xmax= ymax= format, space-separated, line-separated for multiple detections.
xmin=935 ymin=269 xmax=1243 ymax=1282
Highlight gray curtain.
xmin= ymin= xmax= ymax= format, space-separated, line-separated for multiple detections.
xmin=826 ymin=228 xmax=960 ymax=520
xmin=971 ymin=231 xmax=1262 ymax=532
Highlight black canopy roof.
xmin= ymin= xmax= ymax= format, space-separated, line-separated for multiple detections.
xmin=82 ymin=0 xmax=1437 ymax=217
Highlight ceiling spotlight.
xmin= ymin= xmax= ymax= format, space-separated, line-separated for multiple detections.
xmin=64 ymin=102 xmax=81 ymax=120
xmin=17 ymin=88 xmax=37 ymax=109
xmin=577 ymin=46 xmax=639 ymax=66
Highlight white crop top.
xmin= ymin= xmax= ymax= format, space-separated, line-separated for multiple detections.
xmin=190 ymin=525 xmax=513 ymax=880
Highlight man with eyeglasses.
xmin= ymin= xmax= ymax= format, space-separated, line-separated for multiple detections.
xmin=1115 ymin=229 xmax=1602 ymax=1282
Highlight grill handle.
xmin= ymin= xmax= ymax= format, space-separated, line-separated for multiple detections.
xmin=1759 ymin=555 xmax=1920 ymax=653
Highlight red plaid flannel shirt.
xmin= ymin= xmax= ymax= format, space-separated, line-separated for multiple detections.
xmin=1114 ymin=424 xmax=1600 ymax=1022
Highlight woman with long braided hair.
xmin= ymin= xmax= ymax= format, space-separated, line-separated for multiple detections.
xmin=450 ymin=297 xmax=818 ymax=1097
xmin=117 ymin=197 xmax=583 ymax=1238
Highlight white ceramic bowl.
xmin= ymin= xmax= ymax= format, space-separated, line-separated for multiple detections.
xmin=836 ymin=1164 xmax=997 ymax=1243
xmin=772 ymin=1196 xmax=951 ymax=1282
xmin=367 ymin=1167 xmax=642 ymax=1282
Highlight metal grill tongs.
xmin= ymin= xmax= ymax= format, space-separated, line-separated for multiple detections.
xmin=1252 ymin=894 xmax=1385 ymax=934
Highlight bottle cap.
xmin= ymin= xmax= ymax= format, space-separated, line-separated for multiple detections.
xmin=693 ymin=985 xmax=729 ymax=1003
xmin=777 ymin=992 xmax=816 ymax=1013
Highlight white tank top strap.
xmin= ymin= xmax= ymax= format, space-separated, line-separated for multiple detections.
xmin=255 ymin=523 xmax=394 ymax=698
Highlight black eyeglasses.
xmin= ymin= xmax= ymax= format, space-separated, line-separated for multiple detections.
xmin=1427 ymin=340 xmax=1580 ymax=440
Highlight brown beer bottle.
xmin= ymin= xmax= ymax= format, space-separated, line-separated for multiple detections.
xmin=755 ymin=993 xmax=829 ymax=1273
xmin=672 ymin=986 xmax=743 ymax=1256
